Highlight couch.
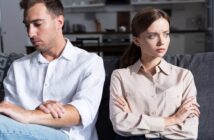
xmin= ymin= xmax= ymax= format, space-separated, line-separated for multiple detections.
xmin=0 ymin=52 xmax=214 ymax=140
xmin=96 ymin=52 xmax=214 ymax=140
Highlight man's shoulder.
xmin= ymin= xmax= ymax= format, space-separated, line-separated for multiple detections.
xmin=11 ymin=52 xmax=37 ymax=66
xmin=73 ymin=47 xmax=103 ymax=64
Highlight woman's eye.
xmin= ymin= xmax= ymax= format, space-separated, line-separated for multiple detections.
xmin=148 ymin=34 xmax=157 ymax=39
xmin=164 ymin=33 xmax=170 ymax=37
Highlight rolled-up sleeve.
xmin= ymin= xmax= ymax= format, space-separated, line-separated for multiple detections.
xmin=70 ymin=57 xmax=105 ymax=128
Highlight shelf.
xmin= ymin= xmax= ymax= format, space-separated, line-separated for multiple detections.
xmin=131 ymin=0 xmax=206 ymax=5
xmin=63 ymin=32 xmax=130 ymax=35
xmin=171 ymin=29 xmax=206 ymax=33
xmin=63 ymin=3 xmax=104 ymax=9
xmin=63 ymin=30 xmax=206 ymax=35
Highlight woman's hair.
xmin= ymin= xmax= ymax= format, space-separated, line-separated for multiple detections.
xmin=120 ymin=7 xmax=170 ymax=68
xmin=20 ymin=0 xmax=64 ymax=17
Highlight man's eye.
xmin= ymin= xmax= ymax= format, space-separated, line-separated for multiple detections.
xmin=34 ymin=23 xmax=42 ymax=27
xmin=25 ymin=24 xmax=29 ymax=29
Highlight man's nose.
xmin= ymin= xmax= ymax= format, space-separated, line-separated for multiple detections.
xmin=27 ymin=25 xmax=36 ymax=38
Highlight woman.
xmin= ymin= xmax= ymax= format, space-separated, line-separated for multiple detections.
xmin=109 ymin=7 xmax=200 ymax=140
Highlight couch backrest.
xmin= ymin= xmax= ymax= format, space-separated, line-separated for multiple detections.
xmin=96 ymin=57 xmax=119 ymax=140
xmin=97 ymin=52 xmax=214 ymax=140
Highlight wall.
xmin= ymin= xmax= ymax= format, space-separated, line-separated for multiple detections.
xmin=0 ymin=0 xmax=28 ymax=54
xmin=0 ymin=1 xmax=207 ymax=54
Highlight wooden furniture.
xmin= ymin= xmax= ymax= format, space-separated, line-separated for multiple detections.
xmin=25 ymin=42 xmax=129 ymax=56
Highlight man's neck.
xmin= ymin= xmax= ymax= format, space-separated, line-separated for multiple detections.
xmin=41 ymin=37 xmax=66 ymax=62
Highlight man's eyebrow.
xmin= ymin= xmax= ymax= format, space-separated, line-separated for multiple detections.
xmin=23 ymin=19 xmax=45 ymax=24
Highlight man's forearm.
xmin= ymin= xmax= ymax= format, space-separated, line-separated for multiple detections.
xmin=0 ymin=101 xmax=81 ymax=128
xmin=29 ymin=104 xmax=81 ymax=128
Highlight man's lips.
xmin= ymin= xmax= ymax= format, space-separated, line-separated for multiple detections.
xmin=31 ymin=39 xmax=41 ymax=45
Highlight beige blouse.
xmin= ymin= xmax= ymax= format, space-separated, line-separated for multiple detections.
xmin=109 ymin=59 xmax=199 ymax=140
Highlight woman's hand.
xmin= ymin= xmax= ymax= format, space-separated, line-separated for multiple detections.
xmin=165 ymin=96 xmax=200 ymax=126
xmin=112 ymin=94 xmax=131 ymax=113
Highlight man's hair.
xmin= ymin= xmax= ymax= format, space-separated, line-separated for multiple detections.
xmin=20 ymin=0 xmax=64 ymax=17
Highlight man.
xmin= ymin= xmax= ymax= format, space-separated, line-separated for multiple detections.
xmin=0 ymin=0 xmax=105 ymax=140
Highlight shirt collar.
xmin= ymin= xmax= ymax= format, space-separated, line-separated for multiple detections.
xmin=36 ymin=39 xmax=74 ymax=63
xmin=130 ymin=59 xmax=143 ymax=73
xmin=60 ymin=39 xmax=75 ymax=61
xmin=157 ymin=59 xmax=171 ymax=75
xmin=130 ymin=58 xmax=171 ymax=75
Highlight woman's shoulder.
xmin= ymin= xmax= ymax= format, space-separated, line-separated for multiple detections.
xmin=112 ymin=67 xmax=131 ymax=77
xmin=167 ymin=62 xmax=193 ymax=76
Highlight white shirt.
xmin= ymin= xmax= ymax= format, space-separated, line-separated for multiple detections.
xmin=3 ymin=40 xmax=105 ymax=140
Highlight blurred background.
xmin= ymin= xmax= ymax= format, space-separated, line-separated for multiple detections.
xmin=0 ymin=0 xmax=214 ymax=57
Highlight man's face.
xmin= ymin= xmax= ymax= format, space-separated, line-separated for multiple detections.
xmin=23 ymin=3 xmax=62 ymax=52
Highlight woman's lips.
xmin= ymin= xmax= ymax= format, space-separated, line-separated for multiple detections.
xmin=156 ymin=48 xmax=165 ymax=53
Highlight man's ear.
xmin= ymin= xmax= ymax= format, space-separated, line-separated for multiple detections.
xmin=132 ymin=36 xmax=140 ymax=47
xmin=56 ymin=15 xmax=64 ymax=29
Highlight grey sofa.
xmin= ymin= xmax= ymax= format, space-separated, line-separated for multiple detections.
xmin=0 ymin=52 xmax=214 ymax=140
xmin=96 ymin=52 xmax=214 ymax=140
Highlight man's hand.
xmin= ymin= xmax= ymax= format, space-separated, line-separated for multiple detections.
xmin=37 ymin=100 xmax=65 ymax=119
xmin=0 ymin=101 xmax=31 ymax=123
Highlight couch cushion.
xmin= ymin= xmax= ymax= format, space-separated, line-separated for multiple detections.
xmin=0 ymin=53 xmax=9 ymax=95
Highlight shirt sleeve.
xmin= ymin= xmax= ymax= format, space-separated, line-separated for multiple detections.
xmin=69 ymin=56 xmax=105 ymax=128
xmin=109 ymin=70 xmax=165 ymax=136
xmin=3 ymin=63 xmax=19 ymax=105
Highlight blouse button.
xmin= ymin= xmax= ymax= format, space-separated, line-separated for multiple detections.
xmin=152 ymin=112 xmax=156 ymax=116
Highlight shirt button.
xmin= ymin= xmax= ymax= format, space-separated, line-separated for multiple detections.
xmin=44 ymin=83 xmax=49 ymax=87
xmin=151 ymin=95 xmax=155 ymax=98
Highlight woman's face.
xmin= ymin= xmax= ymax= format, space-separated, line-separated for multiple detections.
xmin=133 ymin=17 xmax=170 ymax=59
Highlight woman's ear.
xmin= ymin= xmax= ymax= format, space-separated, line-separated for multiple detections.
xmin=132 ymin=36 xmax=141 ymax=47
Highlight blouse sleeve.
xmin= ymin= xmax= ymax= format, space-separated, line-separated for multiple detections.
xmin=176 ymin=70 xmax=199 ymax=138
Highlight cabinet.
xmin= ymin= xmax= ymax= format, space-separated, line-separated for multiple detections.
xmin=61 ymin=0 xmax=105 ymax=8
xmin=62 ymin=0 xmax=207 ymax=56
